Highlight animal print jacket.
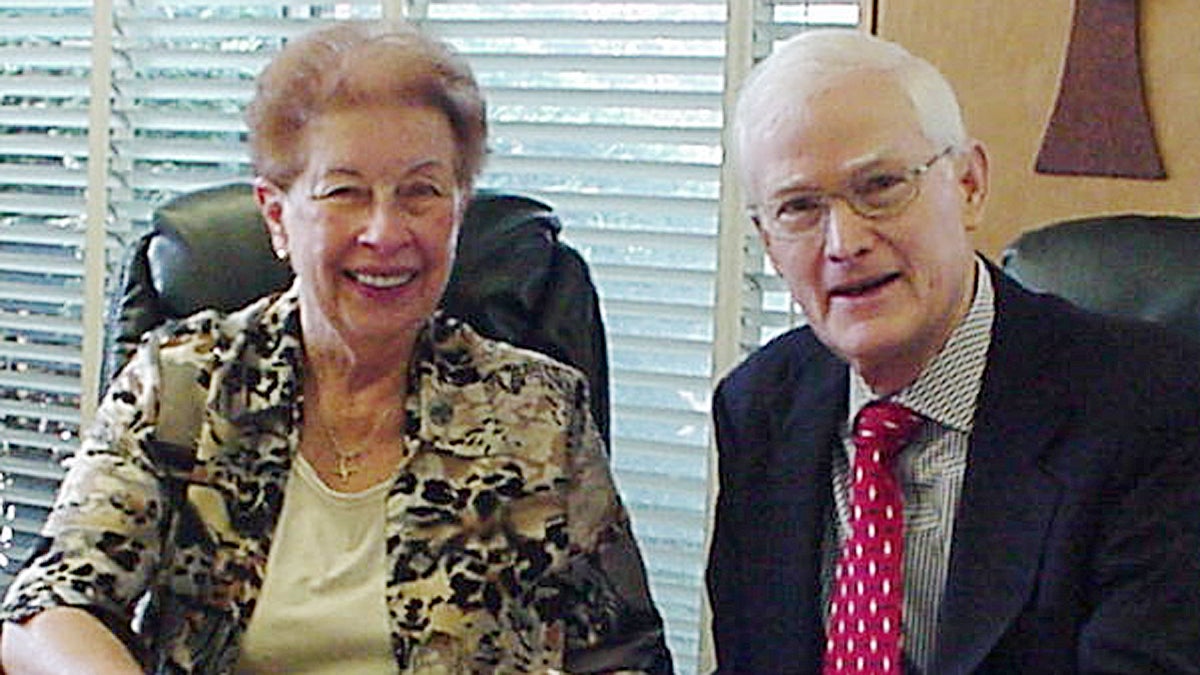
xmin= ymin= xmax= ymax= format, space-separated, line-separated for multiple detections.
xmin=0 ymin=287 xmax=672 ymax=674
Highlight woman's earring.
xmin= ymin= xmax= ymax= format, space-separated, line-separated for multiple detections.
xmin=274 ymin=248 xmax=289 ymax=261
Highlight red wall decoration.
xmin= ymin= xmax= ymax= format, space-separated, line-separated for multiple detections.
xmin=1036 ymin=0 xmax=1165 ymax=179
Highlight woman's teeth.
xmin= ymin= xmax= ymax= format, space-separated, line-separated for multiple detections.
xmin=349 ymin=270 xmax=416 ymax=288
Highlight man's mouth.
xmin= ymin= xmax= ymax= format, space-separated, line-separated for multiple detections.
xmin=346 ymin=269 xmax=417 ymax=289
xmin=831 ymin=272 xmax=901 ymax=298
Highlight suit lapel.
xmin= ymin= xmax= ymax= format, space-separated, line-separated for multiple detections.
xmin=933 ymin=269 xmax=1073 ymax=674
xmin=775 ymin=338 xmax=849 ymax=663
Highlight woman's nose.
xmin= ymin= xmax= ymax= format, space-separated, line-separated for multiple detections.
xmin=357 ymin=197 xmax=416 ymax=250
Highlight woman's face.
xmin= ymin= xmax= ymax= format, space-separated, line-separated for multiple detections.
xmin=258 ymin=103 xmax=465 ymax=351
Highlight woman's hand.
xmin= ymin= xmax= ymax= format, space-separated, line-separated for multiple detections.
xmin=1 ymin=607 xmax=143 ymax=675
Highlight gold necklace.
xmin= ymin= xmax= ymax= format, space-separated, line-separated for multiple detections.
xmin=321 ymin=424 xmax=366 ymax=485
xmin=318 ymin=408 xmax=401 ymax=486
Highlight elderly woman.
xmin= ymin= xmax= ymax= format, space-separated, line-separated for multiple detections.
xmin=0 ymin=20 xmax=671 ymax=675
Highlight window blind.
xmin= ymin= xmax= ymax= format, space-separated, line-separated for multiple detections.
xmin=0 ymin=2 xmax=861 ymax=671
xmin=0 ymin=0 xmax=93 ymax=578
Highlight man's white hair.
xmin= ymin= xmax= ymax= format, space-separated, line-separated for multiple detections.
xmin=732 ymin=29 xmax=967 ymax=188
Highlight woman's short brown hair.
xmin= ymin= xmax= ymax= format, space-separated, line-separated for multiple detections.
xmin=245 ymin=20 xmax=487 ymax=190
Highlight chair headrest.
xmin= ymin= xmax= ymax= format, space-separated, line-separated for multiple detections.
xmin=150 ymin=182 xmax=293 ymax=317
xmin=1001 ymin=214 xmax=1200 ymax=337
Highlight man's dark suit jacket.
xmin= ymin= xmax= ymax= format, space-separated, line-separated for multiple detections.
xmin=707 ymin=265 xmax=1200 ymax=674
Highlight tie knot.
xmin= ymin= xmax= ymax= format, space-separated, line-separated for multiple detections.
xmin=853 ymin=401 xmax=922 ymax=465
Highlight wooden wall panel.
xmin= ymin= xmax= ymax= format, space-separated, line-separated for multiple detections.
xmin=875 ymin=1 xmax=1200 ymax=257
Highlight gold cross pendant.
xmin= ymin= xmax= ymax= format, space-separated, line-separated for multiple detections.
xmin=335 ymin=454 xmax=359 ymax=484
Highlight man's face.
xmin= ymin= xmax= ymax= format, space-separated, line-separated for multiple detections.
xmin=741 ymin=72 xmax=988 ymax=393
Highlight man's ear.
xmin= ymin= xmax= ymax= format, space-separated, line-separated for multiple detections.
xmin=254 ymin=177 xmax=289 ymax=259
xmin=958 ymin=140 xmax=989 ymax=231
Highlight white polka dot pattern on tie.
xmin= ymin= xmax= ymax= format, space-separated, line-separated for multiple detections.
xmin=823 ymin=401 xmax=922 ymax=675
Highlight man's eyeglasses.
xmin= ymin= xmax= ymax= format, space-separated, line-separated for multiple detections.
xmin=749 ymin=146 xmax=956 ymax=240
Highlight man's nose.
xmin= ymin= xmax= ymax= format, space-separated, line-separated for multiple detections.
xmin=822 ymin=197 xmax=874 ymax=261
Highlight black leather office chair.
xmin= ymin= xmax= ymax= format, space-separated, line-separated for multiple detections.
xmin=105 ymin=182 xmax=611 ymax=445
xmin=1001 ymin=213 xmax=1200 ymax=341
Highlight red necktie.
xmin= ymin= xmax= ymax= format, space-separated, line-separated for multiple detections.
xmin=824 ymin=401 xmax=922 ymax=674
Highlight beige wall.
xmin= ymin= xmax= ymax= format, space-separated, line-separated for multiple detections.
xmin=875 ymin=1 xmax=1200 ymax=258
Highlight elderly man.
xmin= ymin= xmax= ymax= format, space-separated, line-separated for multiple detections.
xmin=707 ymin=28 xmax=1200 ymax=674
